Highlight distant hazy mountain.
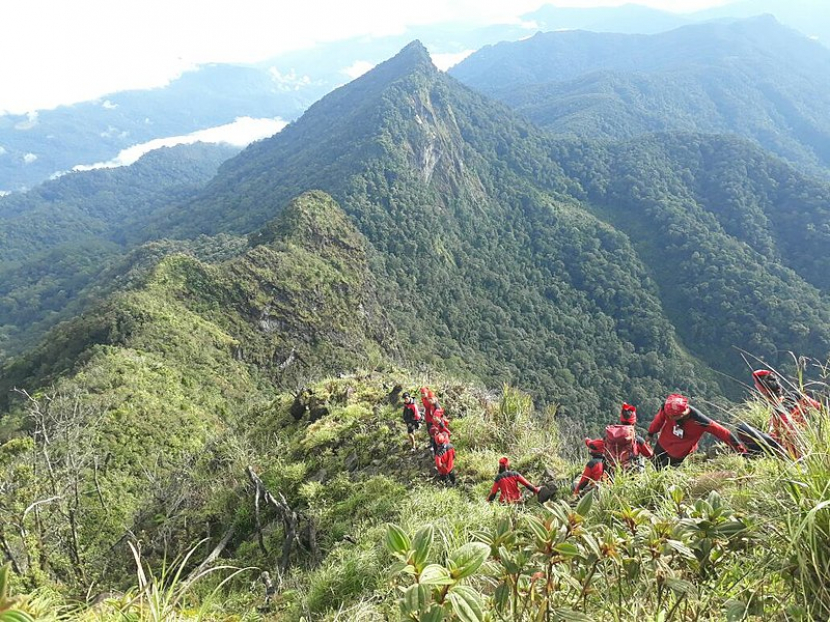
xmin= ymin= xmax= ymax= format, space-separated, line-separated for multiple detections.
xmin=451 ymin=16 xmax=830 ymax=177
xmin=0 ymin=22 xmax=531 ymax=194
xmin=524 ymin=3 xmax=690 ymax=34
xmin=2 ymin=2 xmax=825 ymax=193
xmin=692 ymin=0 xmax=830 ymax=46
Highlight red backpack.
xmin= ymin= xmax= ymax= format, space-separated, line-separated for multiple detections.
xmin=604 ymin=425 xmax=638 ymax=470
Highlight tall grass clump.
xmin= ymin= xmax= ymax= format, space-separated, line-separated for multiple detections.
xmin=775 ymin=401 xmax=830 ymax=619
xmin=119 ymin=540 xmax=254 ymax=621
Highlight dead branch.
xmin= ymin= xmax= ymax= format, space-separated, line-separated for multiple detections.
xmin=246 ymin=466 xmax=316 ymax=573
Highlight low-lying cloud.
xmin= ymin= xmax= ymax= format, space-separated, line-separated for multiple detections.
xmin=72 ymin=116 xmax=287 ymax=172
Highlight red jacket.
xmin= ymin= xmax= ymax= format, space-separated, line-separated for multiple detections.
xmin=423 ymin=399 xmax=437 ymax=425
xmin=635 ymin=435 xmax=654 ymax=458
xmin=403 ymin=402 xmax=421 ymax=424
xmin=648 ymin=406 xmax=743 ymax=459
xmin=487 ymin=471 xmax=538 ymax=503
xmin=769 ymin=394 xmax=819 ymax=457
xmin=575 ymin=454 xmax=607 ymax=494
xmin=429 ymin=415 xmax=450 ymax=439
xmin=435 ymin=443 xmax=455 ymax=475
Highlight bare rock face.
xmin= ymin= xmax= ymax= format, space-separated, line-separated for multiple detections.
xmin=387 ymin=384 xmax=403 ymax=404
xmin=289 ymin=388 xmax=330 ymax=422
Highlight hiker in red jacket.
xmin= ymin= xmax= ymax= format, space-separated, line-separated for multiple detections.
xmin=487 ymin=457 xmax=539 ymax=503
xmin=752 ymin=369 xmax=820 ymax=458
xmin=434 ymin=433 xmax=456 ymax=485
xmin=619 ymin=403 xmax=653 ymax=460
xmin=646 ymin=394 xmax=747 ymax=468
xmin=401 ymin=392 xmax=422 ymax=452
xmin=429 ymin=409 xmax=450 ymax=440
xmin=574 ymin=439 xmax=607 ymax=497
xmin=427 ymin=394 xmax=448 ymax=453
xmin=421 ymin=388 xmax=436 ymax=426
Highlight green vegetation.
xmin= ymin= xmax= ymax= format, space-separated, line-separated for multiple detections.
xmin=1 ymin=364 xmax=828 ymax=620
xmin=0 ymin=35 xmax=829 ymax=621
xmin=0 ymin=143 xmax=237 ymax=359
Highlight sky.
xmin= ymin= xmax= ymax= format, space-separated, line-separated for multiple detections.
xmin=1 ymin=0 xmax=734 ymax=116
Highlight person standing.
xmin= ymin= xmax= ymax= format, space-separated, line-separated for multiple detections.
xmin=420 ymin=387 xmax=435 ymax=426
xmin=402 ymin=392 xmax=422 ymax=452
xmin=752 ymin=369 xmax=820 ymax=457
xmin=618 ymin=403 xmax=654 ymax=463
xmin=434 ymin=433 xmax=456 ymax=485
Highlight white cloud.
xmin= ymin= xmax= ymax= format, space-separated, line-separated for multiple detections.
xmin=72 ymin=116 xmax=287 ymax=172
xmin=100 ymin=126 xmax=130 ymax=139
xmin=23 ymin=153 xmax=37 ymax=164
xmin=0 ymin=146 xmax=6 ymax=156
xmin=432 ymin=50 xmax=475 ymax=71
xmin=102 ymin=100 xmax=118 ymax=109
xmin=269 ymin=67 xmax=313 ymax=91
xmin=14 ymin=112 xmax=39 ymax=130
xmin=342 ymin=61 xmax=375 ymax=79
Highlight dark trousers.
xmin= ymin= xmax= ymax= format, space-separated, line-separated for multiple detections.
xmin=439 ymin=470 xmax=456 ymax=485
xmin=736 ymin=422 xmax=784 ymax=457
xmin=652 ymin=443 xmax=686 ymax=469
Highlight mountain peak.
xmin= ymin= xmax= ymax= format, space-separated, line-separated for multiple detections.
xmin=362 ymin=39 xmax=436 ymax=84
xmin=395 ymin=40 xmax=432 ymax=65
xmin=248 ymin=190 xmax=365 ymax=257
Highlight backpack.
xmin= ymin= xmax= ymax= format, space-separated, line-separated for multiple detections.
xmin=604 ymin=425 xmax=638 ymax=470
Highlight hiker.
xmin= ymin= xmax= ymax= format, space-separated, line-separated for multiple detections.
xmin=646 ymin=394 xmax=747 ymax=468
xmin=402 ymin=392 xmax=422 ymax=452
xmin=429 ymin=409 xmax=450 ymax=442
xmin=752 ymin=369 xmax=820 ymax=457
xmin=618 ymin=402 xmax=653 ymax=464
xmin=421 ymin=387 xmax=436 ymax=426
xmin=427 ymin=393 xmax=448 ymax=453
xmin=574 ymin=439 xmax=607 ymax=498
xmin=434 ymin=432 xmax=456 ymax=485
xmin=487 ymin=456 xmax=540 ymax=503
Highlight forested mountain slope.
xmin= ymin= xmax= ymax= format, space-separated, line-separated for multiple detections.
xmin=138 ymin=41 xmax=830 ymax=405
xmin=549 ymin=134 xmax=830 ymax=377
xmin=450 ymin=16 xmax=830 ymax=177
xmin=0 ymin=191 xmax=406 ymax=609
xmin=0 ymin=143 xmax=238 ymax=359
xmin=0 ymin=191 xmax=395 ymax=410
xmin=138 ymin=41 xmax=709 ymax=416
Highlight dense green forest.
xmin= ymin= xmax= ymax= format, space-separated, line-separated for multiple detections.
xmin=450 ymin=16 xmax=830 ymax=179
xmin=0 ymin=143 xmax=238 ymax=358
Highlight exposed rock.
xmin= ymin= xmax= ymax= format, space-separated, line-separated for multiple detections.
xmin=289 ymin=390 xmax=309 ymax=420
xmin=308 ymin=405 xmax=329 ymax=422
xmin=387 ymin=383 xmax=403 ymax=404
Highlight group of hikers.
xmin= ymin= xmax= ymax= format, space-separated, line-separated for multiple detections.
xmin=401 ymin=369 xmax=822 ymax=502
